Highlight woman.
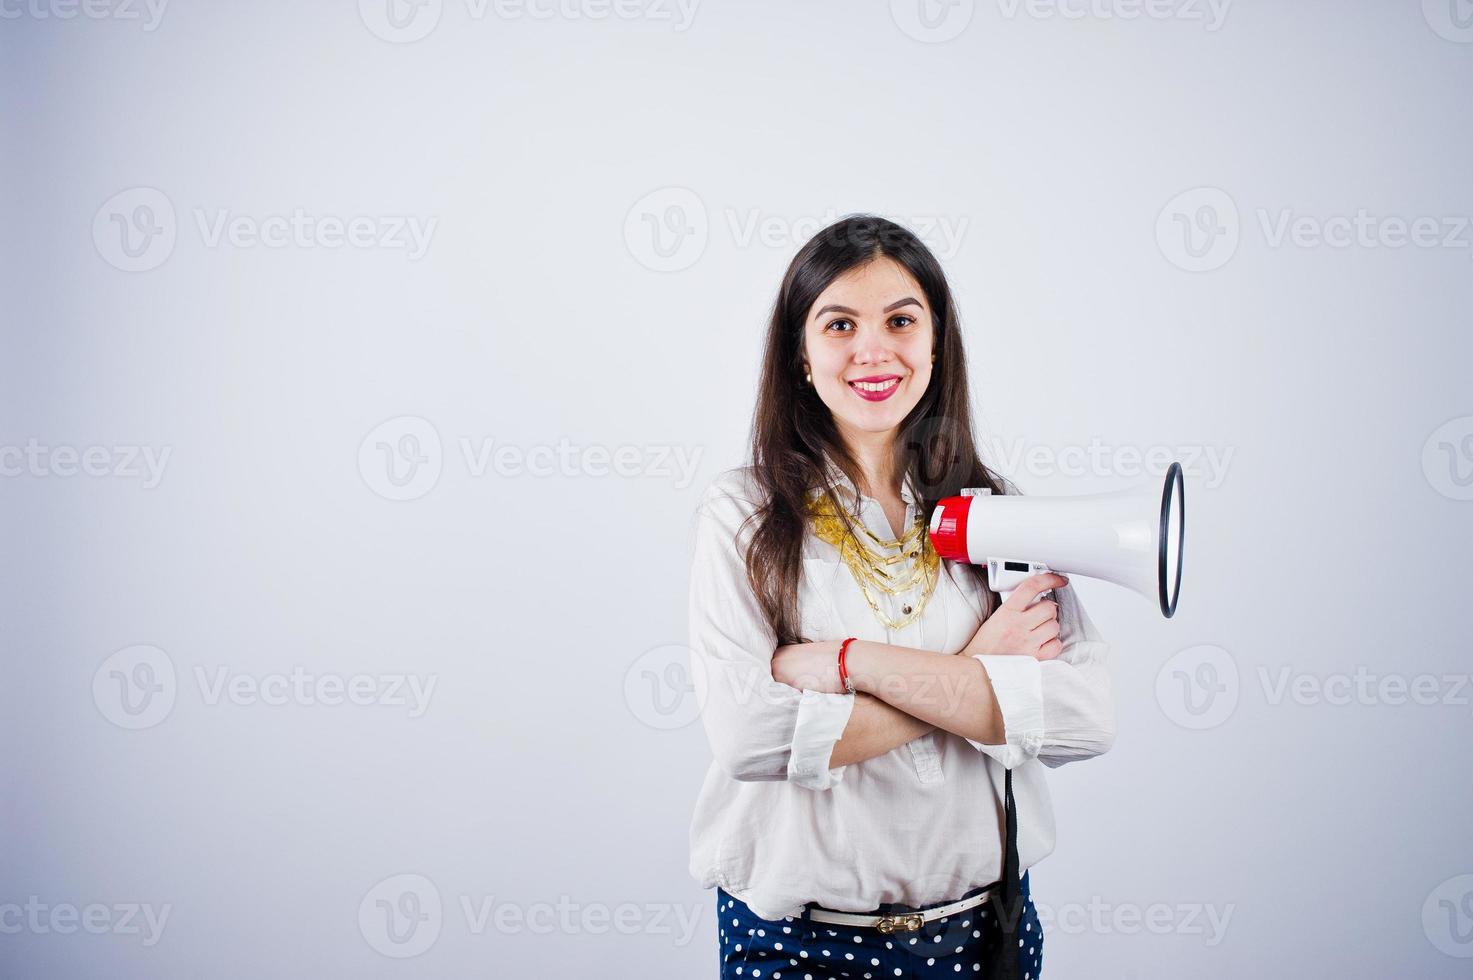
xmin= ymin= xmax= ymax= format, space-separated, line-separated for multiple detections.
xmin=686 ymin=215 xmax=1116 ymax=979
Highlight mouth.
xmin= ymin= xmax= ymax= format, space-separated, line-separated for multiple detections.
xmin=846 ymin=374 xmax=903 ymax=402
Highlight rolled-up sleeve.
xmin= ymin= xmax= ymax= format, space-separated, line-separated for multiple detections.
xmin=688 ymin=475 xmax=855 ymax=789
xmin=964 ymin=584 xmax=1116 ymax=769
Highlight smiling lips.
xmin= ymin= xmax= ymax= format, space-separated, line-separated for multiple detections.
xmin=847 ymin=374 xmax=902 ymax=402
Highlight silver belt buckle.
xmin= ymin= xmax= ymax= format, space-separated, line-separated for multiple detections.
xmin=875 ymin=912 xmax=923 ymax=934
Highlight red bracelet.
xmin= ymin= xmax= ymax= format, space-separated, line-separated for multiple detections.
xmin=836 ymin=636 xmax=858 ymax=695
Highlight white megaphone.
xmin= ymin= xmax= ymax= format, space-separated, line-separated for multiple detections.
xmin=927 ymin=462 xmax=1185 ymax=617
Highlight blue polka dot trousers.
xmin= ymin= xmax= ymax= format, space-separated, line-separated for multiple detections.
xmin=715 ymin=872 xmax=1042 ymax=980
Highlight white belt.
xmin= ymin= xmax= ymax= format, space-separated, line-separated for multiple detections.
xmin=726 ymin=884 xmax=997 ymax=935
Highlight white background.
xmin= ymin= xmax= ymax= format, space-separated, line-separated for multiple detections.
xmin=3 ymin=0 xmax=1472 ymax=977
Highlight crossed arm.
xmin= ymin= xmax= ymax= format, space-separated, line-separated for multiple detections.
xmin=789 ymin=641 xmax=1007 ymax=769
xmin=831 ymin=691 xmax=940 ymax=768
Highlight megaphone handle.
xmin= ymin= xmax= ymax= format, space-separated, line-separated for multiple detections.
xmin=990 ymin=559 xmax=1053 ymax=608
xmin=997 ymin=587 xmax=1053 ymax=608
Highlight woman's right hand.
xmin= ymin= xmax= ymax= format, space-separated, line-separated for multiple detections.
xmin=961 ymin=572 xmax=1069 ymax=661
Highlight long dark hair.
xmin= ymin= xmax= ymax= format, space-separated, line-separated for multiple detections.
xmin=743 ymin=214 xmax=1013 ymax=644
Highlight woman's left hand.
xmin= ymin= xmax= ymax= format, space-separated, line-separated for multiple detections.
xmin=771 ymin=641 xmax=846 ymax=695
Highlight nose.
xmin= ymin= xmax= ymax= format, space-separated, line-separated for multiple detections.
xmin=852 ymin=323 xmax=896 ymax=366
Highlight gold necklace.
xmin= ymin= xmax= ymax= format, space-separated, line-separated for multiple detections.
xmin=806 ymin=491 xmax=940 ymax=631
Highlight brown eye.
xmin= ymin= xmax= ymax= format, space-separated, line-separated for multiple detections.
xmin=891 ymin=315 xmax=915 ymax=328
xmin=826 ymin=319 xmax=854 ymax=333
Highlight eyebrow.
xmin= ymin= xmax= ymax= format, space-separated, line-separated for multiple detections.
xmin=813 ymin=296 xmax=923 ymax=320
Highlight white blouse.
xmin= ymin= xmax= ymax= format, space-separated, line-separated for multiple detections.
xmin=685 ymin=460 xmax=1117 ymax=922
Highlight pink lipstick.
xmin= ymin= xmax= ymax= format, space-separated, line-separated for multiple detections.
xmin=847 ymin=374 xmax=902 ymax=402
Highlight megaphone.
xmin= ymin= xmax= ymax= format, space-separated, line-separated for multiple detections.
xmin=927 ymin=461 xmax=1185 ymax=617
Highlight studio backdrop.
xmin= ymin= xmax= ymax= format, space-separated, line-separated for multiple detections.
xmin=3 ymin=1 xmax=1471 ymax=978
